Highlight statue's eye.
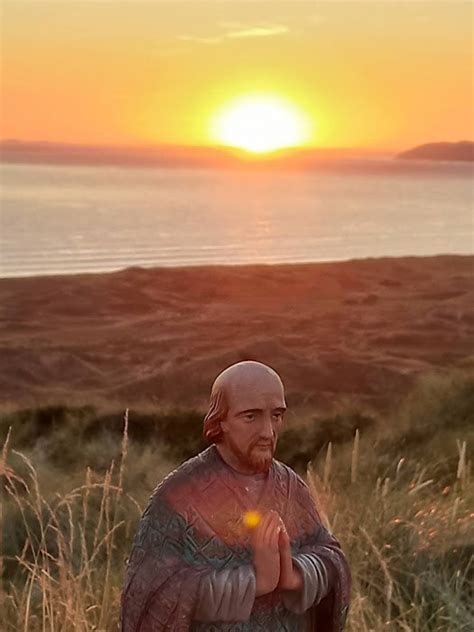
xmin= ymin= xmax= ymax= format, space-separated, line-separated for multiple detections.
xmin=272 ymin=412 xmax=283 ymax=421
xmin=244 ymin=413 xmax=256 ymax=422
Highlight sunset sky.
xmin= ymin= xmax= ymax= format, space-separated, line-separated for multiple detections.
xmin=1 ymin=1 xmax=472 ymax=152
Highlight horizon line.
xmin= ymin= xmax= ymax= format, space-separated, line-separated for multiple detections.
xmin=1 ymin=137 xmax=472 ymax=156
xmin=0 ymin=138 xmax=395 ymax=152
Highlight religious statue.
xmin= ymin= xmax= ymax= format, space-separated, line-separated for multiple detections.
xmin=120 ymin=361 xmax=351 ymax=631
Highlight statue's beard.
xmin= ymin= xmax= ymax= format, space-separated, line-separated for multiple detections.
xmin=227 ymin=436 xmax=275 ymax=474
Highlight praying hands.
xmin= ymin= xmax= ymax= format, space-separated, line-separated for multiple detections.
xmin=250 ymin=510 xmax=303 ymax=596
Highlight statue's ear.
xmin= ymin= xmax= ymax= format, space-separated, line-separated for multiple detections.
xmin=220 ymin=416 xmax=229 ymax=435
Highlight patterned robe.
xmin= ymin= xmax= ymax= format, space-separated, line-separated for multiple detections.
xmin=120 ymin=445 xmax=350 ymax=631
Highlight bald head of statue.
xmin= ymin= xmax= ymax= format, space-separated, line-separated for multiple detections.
xmin=203 ymin=361 xmax=287 ymax=474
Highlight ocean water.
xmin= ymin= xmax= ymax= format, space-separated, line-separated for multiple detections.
xmin=0 ymin=159 xmax=472 ymax=278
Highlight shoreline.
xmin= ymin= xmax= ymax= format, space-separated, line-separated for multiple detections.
xmin=1 ymin=251 xmax=472 ymax=282
xmin=1 ymin=254 xmax=473 ymax=410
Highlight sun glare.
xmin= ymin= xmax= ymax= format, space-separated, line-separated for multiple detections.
xmin=210 ymin=96 xmax=312 ymax=153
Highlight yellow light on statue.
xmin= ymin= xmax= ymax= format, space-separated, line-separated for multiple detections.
xmin=243 ymin=510 xmax=262 ymax=529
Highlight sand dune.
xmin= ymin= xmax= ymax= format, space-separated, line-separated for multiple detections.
xmin=0 ymin=255 xmax=473 ymax=410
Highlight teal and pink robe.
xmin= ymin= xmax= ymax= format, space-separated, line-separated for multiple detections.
xmin=120 ymin=445 xmax=350 ymax=631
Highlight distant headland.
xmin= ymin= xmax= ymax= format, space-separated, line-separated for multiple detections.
xmin=397 ymin=141 xmax=473 ymax=162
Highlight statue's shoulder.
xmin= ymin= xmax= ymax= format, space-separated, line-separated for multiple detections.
xmin=272 ymin=460 xmax=321 ymax=532
xmin=272 ymin=457 xmax=303 ymax=483
xmin=147 ymin=445 xmax=219 ymax=509
xmin=272 ymin=458 xmax=312 ymax=498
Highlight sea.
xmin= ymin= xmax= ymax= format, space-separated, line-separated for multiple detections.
xmin=0 ymin=158 xmax=472 ymax=278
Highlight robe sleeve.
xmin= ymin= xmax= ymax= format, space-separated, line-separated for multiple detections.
xmin=285 ymin=471 xmax=351 ymax=632
xmin=193 ymin=564 xmax=256 ymax=622
xmin=281 ymin=553 xmax=330 ymax=614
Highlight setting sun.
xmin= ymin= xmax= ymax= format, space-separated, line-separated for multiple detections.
xmin=210 ymin=96 xmax=312 ymax=153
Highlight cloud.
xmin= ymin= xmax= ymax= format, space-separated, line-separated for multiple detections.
xmin=226 ymin=25 xmax=289 ymax=39
xmin=176 ymin=22 xmax=289 ymax=46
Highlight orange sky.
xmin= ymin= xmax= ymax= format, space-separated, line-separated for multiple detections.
xmin=1 ymin=1 xmax=472 ymax=152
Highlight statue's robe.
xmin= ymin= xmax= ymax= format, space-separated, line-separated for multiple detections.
xmin=120 ymin=445 xmax=350 ymax=631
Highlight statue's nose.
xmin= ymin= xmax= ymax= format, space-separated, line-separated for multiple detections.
xmin=260 ymin=413 xmax=275 ymax=439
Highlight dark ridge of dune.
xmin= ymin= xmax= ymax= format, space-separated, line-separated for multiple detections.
xmin=0 ymin=255 xmax=473 ymax=410
xmin=397 ymin=141 xmax=474 ymax=162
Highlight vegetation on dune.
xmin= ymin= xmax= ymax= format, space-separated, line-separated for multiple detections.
xmin=0 ymin=369 xmax=473 ymax=631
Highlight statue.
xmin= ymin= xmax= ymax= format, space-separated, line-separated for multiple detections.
xmin=120 ymin=361 xmax=351 ymax=631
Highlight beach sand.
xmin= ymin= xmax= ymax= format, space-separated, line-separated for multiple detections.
xmin=0 ymin=255 xmax=473 ymax=410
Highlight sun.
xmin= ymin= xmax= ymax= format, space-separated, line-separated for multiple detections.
xmin=210 ymin=95 xmax=312 ymax=154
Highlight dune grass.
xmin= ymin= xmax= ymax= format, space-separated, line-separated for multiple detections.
xmin=0 ymin=369 xmax=473 ymax=631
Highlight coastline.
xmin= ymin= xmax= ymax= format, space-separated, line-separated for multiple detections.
xmin=1 ymin=254 xmax=473 ymax=410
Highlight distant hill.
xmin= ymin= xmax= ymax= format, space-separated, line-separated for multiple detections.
xmin=397 ymin=141 xmax=474 ymax=162
xmin=0 ymin=139 xmax=385 ymax=170
xmin=0 ymin=139 xmax=241 ymax=168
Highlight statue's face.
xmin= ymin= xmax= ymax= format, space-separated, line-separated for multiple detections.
xmin=220 ymin=372 xmax=286 ymax=474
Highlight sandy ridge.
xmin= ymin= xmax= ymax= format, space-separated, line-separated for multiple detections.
xmin=0 ymin=255 xmax=473 ymax=409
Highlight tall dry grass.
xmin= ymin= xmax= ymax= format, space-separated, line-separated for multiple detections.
xmin=1 ymin=410 xmax=137 ymax=631
xmin=1 ymin=370 xmax=473 ymax=631
xmin=308 ymin=433 xmax=473 ymax=631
